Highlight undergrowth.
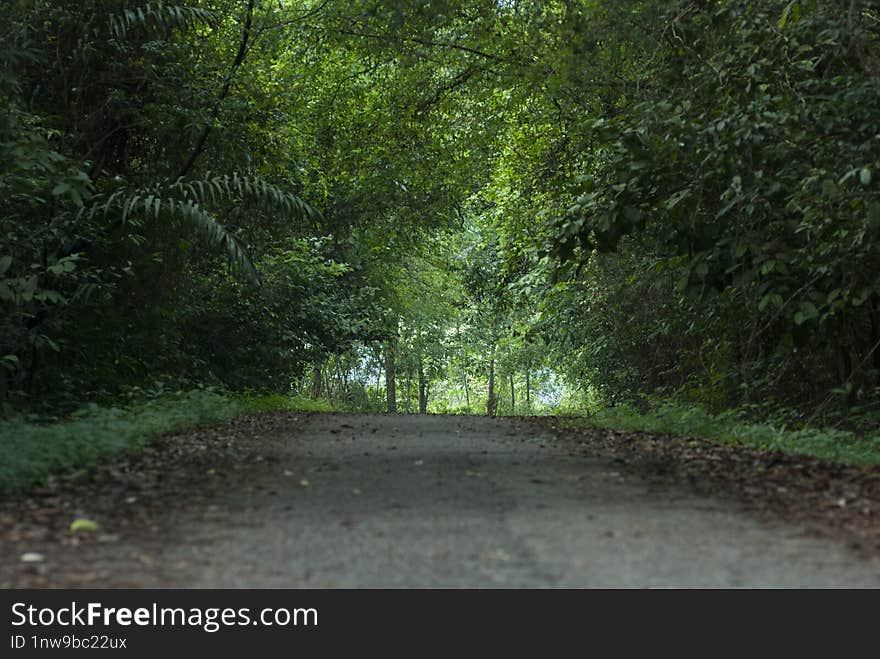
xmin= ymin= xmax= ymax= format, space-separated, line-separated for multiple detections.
xmin=0 ymin=390 xmax=244 ymax=495
xmin=563 ymin=401 xmax=880 ymax=467
xmin=0 ymin=390 xmax=339 ymax=495
xmin=238 ymin=393 xmax=333 ymax=413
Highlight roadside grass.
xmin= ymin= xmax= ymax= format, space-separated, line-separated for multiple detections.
xmin=0 ymin=390 xmax=341 ymax=495
xmin=560 ymin=402 xmax=880 ymax=467
xmin=10 ymin=386 xmax=875 ymax=496
xmin=238 ymin=393 xmax=333 ymax=413
xmin=0 ymin=390 xmax=246 ymax=495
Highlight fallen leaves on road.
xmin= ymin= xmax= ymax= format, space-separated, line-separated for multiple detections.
xmin=0 ymin=411 xmax=310 ymax=588
xmin=536 ymin=419 xmax=880 ymax=556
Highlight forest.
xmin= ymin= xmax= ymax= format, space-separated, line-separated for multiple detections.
xmin=3 ymin=0 xmax=880 ymax=484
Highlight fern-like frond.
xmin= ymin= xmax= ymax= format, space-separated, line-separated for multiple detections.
xmin=175 ymin=200 xmax=260 ymax=285
xmin=78 ymin=173 xmax=321 ymax=286
xmin=168 ymin=173 xmax=322 ymax=223
xmin=107 ymin=2 xmax=218 ymax=39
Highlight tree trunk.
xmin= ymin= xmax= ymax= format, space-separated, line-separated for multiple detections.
xmin=459 ymin=321 xmax=470 ymax=409
xmin=373 ymin=346 xmax=381 ymax=405
xmin=333 ymin=360 xmax=345 ymax=405
xmin=405 ymin=365 xmax=412 ymax=414
xmin=385 ymin=338 xmax=397 ymax=413
xmin=487 ymin=347 xmax=497 ymax=417
xmin=418 ymin=357 xmax=428 ymax=414
xmin=525 ymin=369 xmax=531 ymax=412
xmin=310 ymin=363 xmax=322 ymax=400
xmin=509 ymin=372 xmax=515 ymax=415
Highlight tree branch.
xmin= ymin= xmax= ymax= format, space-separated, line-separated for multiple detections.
xmin=177 ymin=0 xmax=255 ymax=179
xmin=323 ymin=26 xmax=510 ymax=64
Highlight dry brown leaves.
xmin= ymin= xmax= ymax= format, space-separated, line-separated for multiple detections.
xmin=0 ymin=411 xmax=308 ymax=588
xmin=534 ymin=419 xmax=880 ymax=556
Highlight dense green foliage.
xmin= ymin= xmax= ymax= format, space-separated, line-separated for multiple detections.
xmin=548 ymin=0 xmax=880 ymax=423
xmin=1 ymin=0 xmax=378 ymax=411
xmin=3 ymin=0 xmax=880 ymax=457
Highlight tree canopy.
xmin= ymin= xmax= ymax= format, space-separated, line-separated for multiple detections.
xmin=2 ymin=0 xmax=880 ymax=430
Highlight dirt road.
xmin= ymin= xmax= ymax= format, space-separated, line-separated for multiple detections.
xmin=3 ymin=413 xmax=878 ymax=587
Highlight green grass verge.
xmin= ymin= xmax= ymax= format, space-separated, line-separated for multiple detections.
xmin=0 ymin=390 xmax=244 ymax=495
xmin=560 ymin=402 xmax=880 ymax=467
xmin=238 ymin=393 xmax=333 ymax=413
xmin=0 ymin=391 xmax=339 ymax=495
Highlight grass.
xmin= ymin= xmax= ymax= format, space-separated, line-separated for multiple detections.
xmin=238 ymin=393 xmax=334 ymax=413
xmin=0 ymin=389 xmax=340 ymax=495
xmin=560 ymin=401 xmax=880 ymax=467
xmin=0 ymin=390 xmax=247 ymax=495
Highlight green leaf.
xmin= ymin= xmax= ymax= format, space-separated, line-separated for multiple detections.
xmin=47 ymin=256 xmax=77 ymax=275
xmin=34 ymin=290 xmax=65 ymax=304
xmin=796 ymin=301 xmax=818 ymax=324
xmin=759 ymin=293 xmax=784 ymax=311
xmin=778 ymin=2 xmax=801 ymax=29
xmin=664 ymin=189 xmax=691 ymax=211
xmin=70 ymin=518 xmax=101 ymax=533
xmin=20 ymin=275 xmax=38 ymax=302
xmin=676 ymin=271 xmax=690 ymax=292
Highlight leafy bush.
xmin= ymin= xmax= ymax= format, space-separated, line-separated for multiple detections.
xmin=547 ymin=1 xmax=880 ymax=418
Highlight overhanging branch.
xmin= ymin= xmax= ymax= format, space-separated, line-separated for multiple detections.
xmin=177 ymin=0 xmax=255 ymax=179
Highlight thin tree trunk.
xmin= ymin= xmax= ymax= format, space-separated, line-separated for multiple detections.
xmin=405 ymin=365 xmax=412 ymax=414
xmin=375 ymin=360 xmax=382 ymax=405
xmin=458 ymin=320 xmax=470 ymax=408
xmin=418 ymin=357 xmax=428 ymax=414
xmin=385 ymin=338 xmax=397 ymax=413
xmin=323 ymin=368 xmax=332 ymax=401
xmin=310 ymin=363 xmax=322 ymax=400
xmin=487 ymin=346 xmax=497 ymax=417
xmin=333 ymin=360 xmax=344 ymax=405
xmin=509 ymin=372 xmax=515 ymax=415
xmin=525 ymin=369 xmax=531 ymax=412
